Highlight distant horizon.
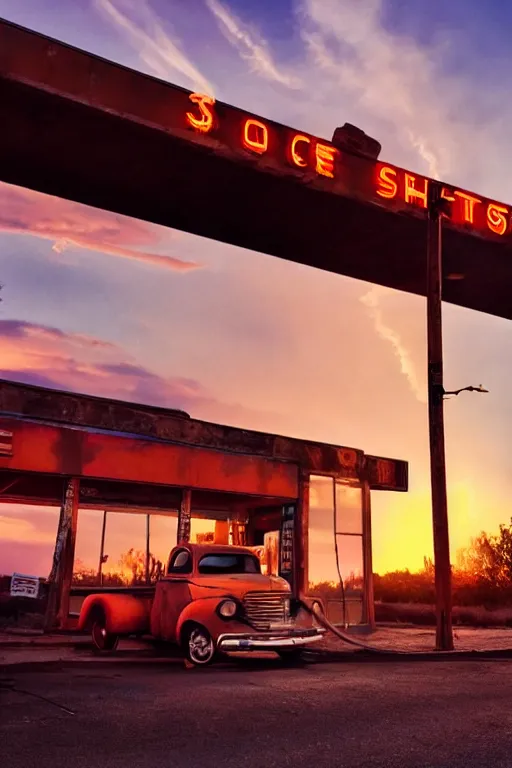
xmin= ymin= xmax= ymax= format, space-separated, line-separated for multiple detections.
xmin=0 ymin=494 xmax=507 ymax=583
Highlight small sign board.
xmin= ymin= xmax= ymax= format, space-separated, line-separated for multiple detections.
xmin=10 ymin=572 xmax=39 ymax=599
xmin=366 ymin=456 xmax=408 ymax=492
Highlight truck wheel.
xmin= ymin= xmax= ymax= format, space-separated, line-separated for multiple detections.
xmin=91 ymin=609 xmax=119 ymax=654
xmin=184 ymin=625 xmax=216 ymax=666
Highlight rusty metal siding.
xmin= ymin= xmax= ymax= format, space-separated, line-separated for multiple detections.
xmin=0 ymin=418 xmax=298 ymax=499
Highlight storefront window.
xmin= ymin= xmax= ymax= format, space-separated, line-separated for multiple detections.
xmin=0 ymin=502 xmax=60 ymax=578
xmin=101 ymin=512 xmax=147 ymax=586
xmin=73 ymin=509 xmax=105 ymax=585
xmin=149 ymin=513 xmax=178 ymax=581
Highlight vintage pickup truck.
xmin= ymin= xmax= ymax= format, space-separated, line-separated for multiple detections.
xmin=78 ymin=543 xmax=325 ymax=665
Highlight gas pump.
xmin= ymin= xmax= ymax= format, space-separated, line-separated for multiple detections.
xmin=279 ymin=504 xmax=296 ymax=594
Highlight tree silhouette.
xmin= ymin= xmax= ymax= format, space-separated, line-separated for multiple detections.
xmin=72 ymin=550 xmax=164 ymax=587
xmin=456 ymin=518 xmax=512 ymax=590
xmin=117 ymin=548 xmax=164 ymax=584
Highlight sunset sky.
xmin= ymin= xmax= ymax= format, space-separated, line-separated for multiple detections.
xmin=0 ymin=0 xmax=512 ymax=577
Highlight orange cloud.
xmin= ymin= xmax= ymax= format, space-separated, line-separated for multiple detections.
xmin=0 ymin=183 xmax=200 ymax=272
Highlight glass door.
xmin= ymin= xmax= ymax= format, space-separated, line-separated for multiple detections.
xmin=307 ymin=475 xmax=365 ymax=626
xmin=335 ymin=481 xmax=364 ymax=625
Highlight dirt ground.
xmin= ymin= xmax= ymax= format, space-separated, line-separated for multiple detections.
xmin=317 ymin=625 xmax=512 ymax=653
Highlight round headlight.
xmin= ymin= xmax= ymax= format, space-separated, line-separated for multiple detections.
xmin=218 ymin=599 xmax=237 ymax=618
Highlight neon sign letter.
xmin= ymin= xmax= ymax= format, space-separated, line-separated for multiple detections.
xmin=290 ymin=134 xmax=310 ymax=168
xmin=454 ymin=191 xmax=481 ymax=224
xmin=441 ymin=187 xmax=455 ymax=202
xmin=404 ymin=174 xmax=428 ymax=208
xmin=487 ymin=203 xmax=509 ymax=236
xmin=243 ymin=119 xmax=268 ymax=154
xmin=376 ymin=166 xmax=398 ymax=199
xmin=186 ymin=93 xmax=216 ymax=134
xmin=315 ymin=143 xmax=337 ymax=178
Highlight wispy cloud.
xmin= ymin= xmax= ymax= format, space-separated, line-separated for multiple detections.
xmin=205 ymin=0 xmax=301 ymax=89
xmin=296 ymin=1 xmax=512 ymax=198
xmin=360 ymin=287 xmax=426 ymax=403
xmin=298 ymin=0 xmax=448 ymax=179
xmin=95 ymin=0 xmax=214 ymax=93
xmin=0 ymin=184 xmax=200 ymax=272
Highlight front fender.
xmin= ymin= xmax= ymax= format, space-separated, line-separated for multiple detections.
xmin=78 ymin=593 xmax=151 ymax=635
xmin=176 ymin=597 xmax=248 ymax=646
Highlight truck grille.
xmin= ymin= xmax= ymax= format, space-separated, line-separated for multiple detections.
xmin=243 ymin=591 xmax=289 ymax=630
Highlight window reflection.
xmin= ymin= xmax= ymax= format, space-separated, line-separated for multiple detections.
xmin=72 ymin=509 xmax=104 ymax=586
xmin=102 ymin=512 xmax=147 ymax=586
xmin=190 ymin=516 xmax=218 ymax=544
xmin=336 ymin=534 xmax=364 ymax=593
xmin=149 ymin=514 xmax=178 ymax=582
xmin=335 ymin=482 xmax=362 ymax=534
xmin=0 ymin=503 xmax=60 ymax=578
xmin=190 ymin=509 xmax=231 ymax=545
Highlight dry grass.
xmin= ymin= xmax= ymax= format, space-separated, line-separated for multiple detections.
xmin=376 ymin=601 xmax=512 ymax=628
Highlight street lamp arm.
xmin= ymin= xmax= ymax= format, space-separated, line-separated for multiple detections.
xmin=443 ymin=385 xmax=489 ymax=398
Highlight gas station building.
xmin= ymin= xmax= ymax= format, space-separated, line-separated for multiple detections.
xmin=0 ymin=379 xmax=407 ymax=631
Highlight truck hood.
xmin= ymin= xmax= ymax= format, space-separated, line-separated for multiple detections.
xmin=189 ymin=573 xmax=290 ymax=600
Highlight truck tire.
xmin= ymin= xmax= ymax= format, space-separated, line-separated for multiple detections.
xmin=183 ymin=624 xmax=216 ymax=666
xmin=90 ymin=607 xmax=119 ymax=654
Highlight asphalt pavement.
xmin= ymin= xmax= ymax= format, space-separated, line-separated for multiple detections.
xmin=1 ymin=656 xmax=512 ymax=768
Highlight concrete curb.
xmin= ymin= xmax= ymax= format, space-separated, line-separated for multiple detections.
xmin=0 ymin=657 xmax=186 ymax=674
xmin=306 ymin=647 xmax=512 ymax=662
xmin=3 ymin=646 xmax=512 ymax=674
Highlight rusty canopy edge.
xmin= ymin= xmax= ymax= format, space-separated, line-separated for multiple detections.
xmin=0 ymin=380 xmax=407 ymax=491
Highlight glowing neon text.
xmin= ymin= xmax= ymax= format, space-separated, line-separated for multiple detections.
xmin=186 ymin=93 xmax=216 ymax=134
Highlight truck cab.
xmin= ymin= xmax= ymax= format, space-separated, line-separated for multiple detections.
xmin=78 ymin=543 xmax=324 ymax=665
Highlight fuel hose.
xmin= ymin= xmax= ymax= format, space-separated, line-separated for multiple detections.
xmin=299 ymin=600 xmax=409 ymax=655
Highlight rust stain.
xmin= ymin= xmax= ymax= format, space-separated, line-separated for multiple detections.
xmin=51 ymin=428 xmax=101 ymax=477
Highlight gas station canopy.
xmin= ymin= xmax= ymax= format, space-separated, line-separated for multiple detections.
xmin=0 ymin=18 xmax=511 ymax=320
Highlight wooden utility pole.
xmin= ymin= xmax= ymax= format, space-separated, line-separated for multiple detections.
xmin=426 ymin=184 xmax=454 ymax=651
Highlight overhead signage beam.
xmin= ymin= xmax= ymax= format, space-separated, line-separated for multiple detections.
xmin=0 ymin=18 xmax=511 ymax=319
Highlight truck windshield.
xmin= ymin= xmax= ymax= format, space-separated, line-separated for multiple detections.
xmin=198 ymin=554 xmax=261 ymax=575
